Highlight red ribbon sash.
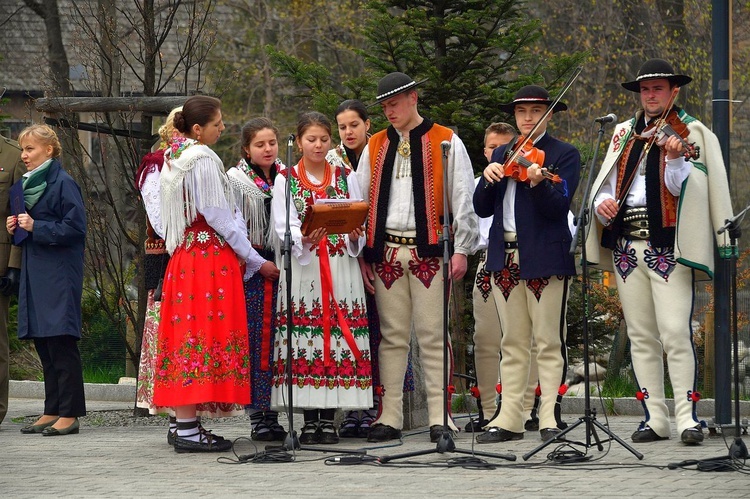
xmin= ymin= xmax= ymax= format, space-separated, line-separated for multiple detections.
xmin=318 ymin=240 xmax=363 ymax=367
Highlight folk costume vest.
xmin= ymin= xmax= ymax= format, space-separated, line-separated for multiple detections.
xmin=363 ymin=119 xmax=454 ymax=263
xmin=600 ymin=107 xmax=696 ymax=250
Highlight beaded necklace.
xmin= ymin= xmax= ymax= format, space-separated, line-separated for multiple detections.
xmin=296 ymin=158 xmax=332 ymax=195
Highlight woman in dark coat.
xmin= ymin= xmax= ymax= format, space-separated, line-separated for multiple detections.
xmin=6 ymin=124 xmax=86 ymax=436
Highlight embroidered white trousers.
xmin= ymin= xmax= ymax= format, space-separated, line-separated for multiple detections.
xmin=612 ymin=238 xmax=700 ymax=437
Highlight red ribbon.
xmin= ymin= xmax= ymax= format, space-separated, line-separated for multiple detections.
xmin=317 ymin=239 xmax=363 ymax=367
xmin=260 ymin=278 xmax=275 ymax=371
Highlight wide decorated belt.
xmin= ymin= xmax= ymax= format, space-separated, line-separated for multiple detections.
xmin=385 ymin=232 xmax=416 ymax=245
xmin=622 ymin=206 xmax=649 ymax=239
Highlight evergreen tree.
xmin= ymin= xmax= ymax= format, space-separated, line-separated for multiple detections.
xmin=270 ymin=0 xmax=585 ymax=168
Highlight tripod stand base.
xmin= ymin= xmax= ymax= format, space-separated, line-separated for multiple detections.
xmin=522 ymin=413 xmax=644 ymax=461
xmin=377 ymin=428 xmax=516 ymax=463
xmin=729 ymin=437 xmax=749 ymax=459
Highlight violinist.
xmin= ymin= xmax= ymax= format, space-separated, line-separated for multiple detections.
xmin=473 ymin=85 xmax=580 ymax=444
xmin=585 ymin=59 xmax=735 ymax=446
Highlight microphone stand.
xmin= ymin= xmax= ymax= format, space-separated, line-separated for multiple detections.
xmin=522 ymin=120 xmax=643 ymax=461
xmin=378 ymin=141 xmax=515 ymax=464
xmin=281 ymin=134 xmax=299 ymax=451
xmin=669 ymin=208 xmax=749 ymax=471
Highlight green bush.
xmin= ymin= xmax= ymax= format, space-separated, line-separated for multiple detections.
xmin=79 ymin=290 xmax=127 ymax=378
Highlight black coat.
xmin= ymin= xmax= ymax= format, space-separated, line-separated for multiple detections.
xmin=473 ymin=133 xmax=580 ymax=280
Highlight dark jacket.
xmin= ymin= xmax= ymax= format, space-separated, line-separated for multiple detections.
xmin=16 ymin=159 xmax=86 ymax=339
xmin=473 ymin=133 xmax=580 ymax=279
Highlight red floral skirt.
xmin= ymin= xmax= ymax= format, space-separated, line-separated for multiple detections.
xmin=153 ymin=220 xmax=251 ymax=408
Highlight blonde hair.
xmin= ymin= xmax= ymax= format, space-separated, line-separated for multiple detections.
xmin=159 ymin=106 xmax=183 ymax=145
xmin=18 ymin=124 xmax=62 ymax=158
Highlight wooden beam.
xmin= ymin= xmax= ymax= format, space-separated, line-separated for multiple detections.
xmin=35 ymin=96 xmax=190 ymax=114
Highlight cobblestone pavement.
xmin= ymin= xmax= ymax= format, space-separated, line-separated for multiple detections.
xmin=1 ymin=398 xmax=749 ymax=498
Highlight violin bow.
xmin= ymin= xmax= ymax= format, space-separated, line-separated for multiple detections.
xmin=609 ymin=86 xmax=680 ymax=215
xmin=503 ymin=66 xmax=583 ymax=168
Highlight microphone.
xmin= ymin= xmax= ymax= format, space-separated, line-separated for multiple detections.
xmin=441 ymin=140 xmax=451 ymax=154
xmin=287 ymin=133 xmax=295 ymax=146
xmin=594 ymin=113 xmax=617 ymax=124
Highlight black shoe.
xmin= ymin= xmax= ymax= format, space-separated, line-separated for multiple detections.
xmin=475 ymin=427 xmax=523 ymax=444
xmin=167 ymin=428 xmax=177 ymax=445
xmin=524 ymin=417 xmax=540 ymax=432
xmin=252 ymin=416 xmax=287 ymax=442
xmin=338 ymin=411 xmax=360 ymax=438
xmin=680 ymin=425 xmax=704 ymax=445
xmin=358 ymin=410 xmax=377 ymax=438
xmin=299 ymin=421 xmax=319 ymax=444
xmin=465 ymin=417 xmax=489 ymax=432
xmin=540 ymin=427 xmax=562 ymax=442
xmin=173 ymin=434 xmax=232 ymax=453
xmin=317 ymin=421 xmax=339 ymax=444
xmin=366 ymin=423 xmax=402 ymax=442
xmin=631 ymin=426 xmax=669 ymax=443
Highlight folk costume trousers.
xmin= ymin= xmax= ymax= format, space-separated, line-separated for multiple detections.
xmin=373 ymin=239 xmax=456 ymax=431
xmin=612 ymin=238 xmax=699 ymax=437
xmin=486 ymin=245 xmax=569 ymax=434
xmin=472 ymin=251 xmax=537 ymax=423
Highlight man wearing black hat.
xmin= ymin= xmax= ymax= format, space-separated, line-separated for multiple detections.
xmin=585 ymin=58 xmax=735 ymax=445
xmin=357 ymin=72 xmax=478 ymax=443
xmin=473 ymin=85 xmax=580 ymax=443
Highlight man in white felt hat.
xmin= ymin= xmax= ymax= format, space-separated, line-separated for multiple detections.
xmin=585 ymin=58 xmax=736 ymax=445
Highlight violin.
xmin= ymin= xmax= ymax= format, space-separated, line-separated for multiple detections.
xmin=502 ymin=137 xmax=562 ymax=184
xmin=648 ymin=110 xmax=700 ymax=160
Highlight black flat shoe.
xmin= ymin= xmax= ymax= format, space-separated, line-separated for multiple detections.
xmin=316 ymin=422 xmax=339 ymax=445
xmin=524 ymin=417 xmax=540 ymax=432
xmin=167 ymin=428 xmax=177 ymax=446
xmin=366 ymin=423 xmax=402 ymax=442
xmin=631 ymin=426 xmax=669 ymax=443
xmin=42 ymin=419 xmax=79 ymax=436
xmin=298 ymin=422 xmax=319 ymax=445
xmin=680 ymin=425 xmax=704 ymax=445
xmin=20 ymin=418 xmax=59 ymax=434
xmin=540 ymin=427 xmax=562 ymax=442
xmin=465 ymin=417 xmax=489 ymax=432
xmin=475 ymin=427 xmax=523 ymax=444
xmin=338 ymin=412 xmax=360 ymax=438
xmin=173 ymin=434 xmax=232 ymax=453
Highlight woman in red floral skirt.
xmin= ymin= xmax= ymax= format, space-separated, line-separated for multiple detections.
xmin=153 ymin=95 xmax=264 ymax=453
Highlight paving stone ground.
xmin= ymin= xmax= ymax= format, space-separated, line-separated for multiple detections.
xmin=2 ymin=397 xmax=749 ymax=498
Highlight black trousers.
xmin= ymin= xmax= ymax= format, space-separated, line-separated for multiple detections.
xmin=34 ymin=336 xmax=86 ymax=417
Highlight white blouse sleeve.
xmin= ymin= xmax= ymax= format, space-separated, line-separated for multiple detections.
xmin=140 ymin=169 xmax=164 ymax=238
xmin=190 ymin=158 xmax=263 ymax=269
xmin=345 ymin=170 xmax=365 ymax=257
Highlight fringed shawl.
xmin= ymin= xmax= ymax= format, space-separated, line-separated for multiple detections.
xmin=160 ymin=139 xmax=235 ymax=254
xmin=227 ymin=158 xmax=281 ymax=249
